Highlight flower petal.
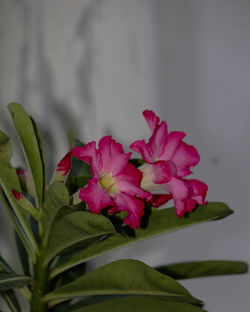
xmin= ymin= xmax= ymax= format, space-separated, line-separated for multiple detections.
xmin=117 ymin=163 xmax=152 ymax=201
xmin=151 ymin=194 xmax=172 ymax=208
xmin=185 ymin=179 xmax=208 ymax=211
xmin=143 ymin=110 xmax=160 ymax=132
xmin=130 ymin=139 xmax=153 ymax=163
xmin=160 ymin=131 xmax=186 ymax=160
xmin=79 ymin=178 xmax=115 ymax=214
xmin=164 ymin=177 xmax=189 ymax=218
xmin=72 ymin=142 xmax=100 ymax=177
xmin=56 ymin=151 xmax=72 ymax=175
xmin=139 ymin=162 xmax=172 ymax=192
xmin=114 ymin=193 xmax=145 ymax=229
xmin=170 ymin=142 xmax=200 ymax=178
xmin=148 ymin=121 xmax=168 ymax=161
xmin=98 ymin=136 xmax=131 ymax=176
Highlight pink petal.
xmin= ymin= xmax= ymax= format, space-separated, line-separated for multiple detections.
xmin=160 ymin=131 xmax=186 ymax=160
xmin=56 ymin=151 xmax=72 ymax=175
xmin=98 ymin=136 xmax=131 ymax=176
xmin=164 ymin=177 xmax=189 ymax=218
xmin=143 ymin=110 xmax=160 ymax=132
xmin=72 ymin=142 xmax=100 ymax=177
xmin=130 ymin=139 xmax=153 ymax=163
xmin=151 ymin=194 xmax=172 ymax=208
xmin=151 ymin=161 xmax=172 ymax=184
xmin=185 ymin=199 xmax=198 ymax=213
xmin=170 ymin=142 xmax=200 ymax=178
xmin=116 ymin=163 xmax=152 ymax=201
xmin=79 ymin=178 xmax=115 ymax=214
xmin=114 ymin=193 xmax=145 ymax=229
xmin=185 ymin=179 xmax=208 ymax=209
xmin=131 ymin=122 xmax=169 ymax=163
xmin=139 ymin=162 xmax=172 ymax=192
xmin=148 ymin=121 xmax=169 ymax=161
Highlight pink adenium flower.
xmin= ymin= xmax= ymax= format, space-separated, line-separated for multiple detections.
xmin=56 ymin=151 xmax=72 ymax=176
xmin=71 ymin=136 xmax=152 ymax=229
xmin=52 ymin=151 xmax=72 ymax=183
xmin=130 ymin=110 xmax=207 ymax=217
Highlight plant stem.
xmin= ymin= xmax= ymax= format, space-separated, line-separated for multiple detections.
xmin=30 ymin=252 xmax=49 ymax=312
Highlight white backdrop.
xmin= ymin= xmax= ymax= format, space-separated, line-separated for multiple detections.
xmin=0 ymin=1 xmax=249 ymax=311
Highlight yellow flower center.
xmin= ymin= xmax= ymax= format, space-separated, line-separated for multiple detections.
xmin=99 ymin=173 xmax=119 ymax=195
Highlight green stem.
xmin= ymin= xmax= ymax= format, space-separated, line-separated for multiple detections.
xmin=30 ymin=252 xmax=49 ymax=312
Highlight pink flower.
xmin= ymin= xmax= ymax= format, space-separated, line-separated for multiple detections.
xmin=56 ymin=151 xmax=72 ymax=176
xmin=71 ymin=136 xmax=152 ymax=229
xmin=130 ymin=110 xmax=207 ymax=217
xmin=51 ymin=151 xmax=72 ymax=183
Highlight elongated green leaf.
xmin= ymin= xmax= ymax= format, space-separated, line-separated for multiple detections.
xmin=8 ymin=102 xmax=46 ymax=208
xmin=156 ymin=260 xmax=248 ymax=280
xmin=0 ymin=187 xmax=34 ymax=263
xmin=0 ymin=167 xmax=38 ymax=261
xmin=0 ymin=131 xmax=29 ymax=250
xmin=0 ymin=255 xmax=22 ymax=312
xmin=51 ymin=202 xmax=233 ymax=278
xmin=70 ymin=297 xmax=208 ymax=312
xmin=30 ymin=116 xmax=46 ymax=200
xmin=0 ymin=255 xmax=13 ymax=273
xmin=0 ymin=131 xmax=31 ymax=249
xmin=44 ymin=211 xmax=115 ymax=266
xmin=0 ymin=272 xmax=32 ymax=291
xmin=51 ymin=263 xmax=87 ymax=292
xmin=67 ymin=129 xmax=75 ymax=150
xmin=1 ymin=289 xmax=21 ymax=312
xmin=45 ymin=259 xmax=202 ymax=306
xmin=15 ymin=232 xmax=30 ymax=276
xmin=41 ymin=182 xmax=69 ymax=246
xmin=0 ymin=130 xmax=12 ymax=164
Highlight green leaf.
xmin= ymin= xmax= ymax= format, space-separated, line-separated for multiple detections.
xmin=68 ymin=297 xmax=208 ymax=312
xmin=0 ymin=272 xmax=32 ymax=291
xmin=0 ymin=255 xmax=13 ymax=273
xmin=30 ymin=116 xmax=46 ymax=202
xmin=41 ymin=182 xmax=69 ymax=246
xmin=0 ymin=166 xmax=38 ymax=261
xmin=0 ymin=255 xmax=22 ymax=312
xmin=51 ymin=263 xmax=87 ymax=291
xmin=1 ymin=290 xmax=21 ymax=312
xmin=0 ymin=130 xmax=12 ymax=165
xmin=45 ymin=259 xmax=202 ymax=306
xmin=44 ymin=211 xmax=116 ymax=266
xmin=8 ymin=102 xmax=46 ymax=208
xmin=66 ymin=176 xmax=91 ymax=195
xmin=0 ymin=188 xmax=34 ymax=262
xmin=51 ymin=202 xmax=233 ymax=278
xmin=15 ymin=232 xmax=30 ymax=276
xmin=67 ymin=129 xmax=75 ymax=150
xmin=129 ymin=158 xmax=145 ymax=168
xmin=156 ymin=260 xmax=248 ymax=280
xmin=69 ymin=156 xmax=91 ymax=178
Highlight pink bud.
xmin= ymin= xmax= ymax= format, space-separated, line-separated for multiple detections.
xmin=12 ymin=189 xmax=24 ymax=201
xmin=56 ymin=151 xmax=72 ymax=175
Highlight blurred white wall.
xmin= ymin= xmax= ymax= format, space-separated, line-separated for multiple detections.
xmin=0 ymin=0 xmax=250 ymax=311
